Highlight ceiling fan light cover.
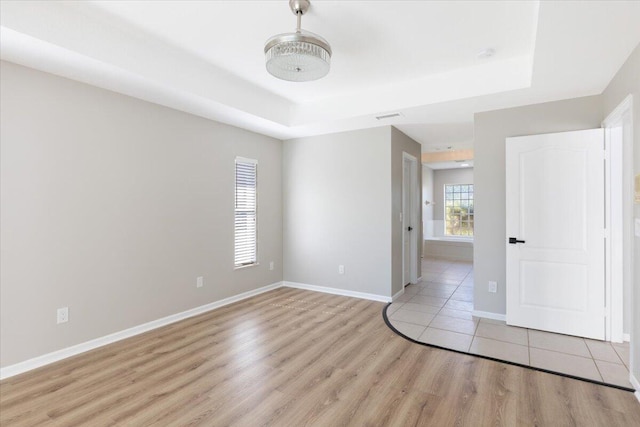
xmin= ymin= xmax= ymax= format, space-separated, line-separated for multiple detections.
xmin=265 ymin=32 xmax=331 ymax=82
xmin=264 ymin=0 xmax=331 ymax=82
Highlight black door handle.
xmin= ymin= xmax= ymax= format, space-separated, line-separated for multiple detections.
xmin=509 ymin=237 xmax=525 ymax=244
xmin=408 ymin=226 xmax=413 ymax=231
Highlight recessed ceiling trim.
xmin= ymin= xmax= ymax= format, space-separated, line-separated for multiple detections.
xmin=291 ymin=55 xmax=534 ymax=126
xmin=2 ymin=0 xmax=639 ymax=146
xmin=0 ymin=27 xmax=295 ymax=140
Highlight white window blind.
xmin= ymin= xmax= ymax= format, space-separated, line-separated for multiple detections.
xmin=234 ymin=158 xmax=257 ymax=267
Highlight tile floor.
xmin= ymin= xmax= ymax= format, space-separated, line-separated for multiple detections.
xmin=387 ymin=258 xmax=633 ymax=389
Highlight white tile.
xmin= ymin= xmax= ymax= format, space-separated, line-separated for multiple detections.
xmin=424 ymin=283 xmax=458 ymax=293
xmin=443 ymin=266 xmax=470 ymax=273
xmin=421 ymin=264 xmax=447 ymax=274
xmin=418 ymin=287 xmax=455 ymax=298
xmin=529 ymin=348 xmax=602 ymax=382
xmin=418 ymin=327 xmax=473 ymax=352
xmin=595 ymin=360 xmax=632 ymax=388
xmin=439 ymin=271 xmax=468 ymax=280
xmin=402 ymin=285 xmax=421 ymax=295
xmin=611 ymin=341 xmax=630 ymax=349
xmin=428 ymin=278 xmax=463 ymax=286
xmin=429 ymin=315 xmax=478 ymax=335
xmin=390 ymin=320 xmax=427 ymax=341
xmin=449 ymin=291 xmax=473 ymax=302
xmin=438 ymin=308 xmax=477 ymax=321
xmin=469 ymin=337 xmax=529 ymax=365
xmin=528 ymin=330 xmax=590 ymax=358
xmin=475 ymin=322 xmax=528 ymax=346
xmin=390 ymin=308 xmax=435 ymax=326
xmin=393 ymin=293 xmax=413 ymax=303
xmin=400 ymin=302 xmax=442 ymax=314
xmin=386 ymin=302 xmax=404 ymax=316
xmin=478 ymin=318 xmax=506 ymax=326
xmin=612 ymin=342 xmax=630 ymax=368
xmin=584 ymin=339 xmax=624 ymax=364
xmin=409 ymin=295 xmax=448 ymax=308
xmin=411 ymin=283 xmax=430 ymax=291
xmin=444 ymin=300 xmax=473 ymax=312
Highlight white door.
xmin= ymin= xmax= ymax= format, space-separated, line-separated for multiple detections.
xmin=506 ymin=128 xmax=605 ymax=340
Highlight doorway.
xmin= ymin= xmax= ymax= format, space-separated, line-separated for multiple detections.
xmin=402 ymin=153 xmax=419 ymax=289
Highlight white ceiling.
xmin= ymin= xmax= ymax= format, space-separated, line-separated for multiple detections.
xmin=1 ymin=1 xmax=639 ymax=149
xmin=88 ymin=0 xmax=538 ymax=104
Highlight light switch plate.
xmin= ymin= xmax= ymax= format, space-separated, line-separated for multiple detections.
xmin=635 ymin=218 xmax=640 ymax=237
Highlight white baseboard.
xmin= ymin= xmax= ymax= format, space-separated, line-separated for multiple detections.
xmin=471 ymin=310 xmax=506 ymax=322
xmin=0 ymin=281 xmax=283 ymax=380
xmin=392 ymin=288 xmax=405 ymax=302
xmin=623 ymin=333 xmax=631 ymax=342
xmin=283 ymin=281 xmax=391 ymax=303
xmin=1 ymin=280 xmax=391 ymax=380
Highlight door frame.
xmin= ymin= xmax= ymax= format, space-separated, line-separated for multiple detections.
xmin=603 ymin=94 xmax=634 ymax=343
xmin=402 ymin=152 xmax=419 ymax=288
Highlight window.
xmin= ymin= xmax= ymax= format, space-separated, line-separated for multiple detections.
xmin=444 ymin=184 xmax=474 ymax=236
xmin=234 ymin=157 xmax=257 ymax=267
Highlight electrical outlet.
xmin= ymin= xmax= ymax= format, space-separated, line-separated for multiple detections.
xmin=196 ymin=276 xmax=204 ymax=288
xmin=488 ymin=281 xmax=497 ymax=293
xmin=269 ymin=261 xmax=274 ymax=271
xmin=338 ymin=265 xmax=345 ymax=275
xmin=57 ymin=307 xmax=69 ymax=324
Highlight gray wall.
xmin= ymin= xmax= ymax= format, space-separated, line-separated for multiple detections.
xmin=0 ymin=61 xmax=283 ymax=367
xmin=422 ymin=165 xmax=434 ymax=237
xmin=473 ymin=95 xmax=603 ymax=315
xmin=602 ymin=43 xmax=640 ymax=384
xmin=433 ymin=168 xmax=474 ymax=221
xmin=282 ymin=127 xmax=393 ymax=298
xmin=391 ymin=127 xmax=423 ymax=295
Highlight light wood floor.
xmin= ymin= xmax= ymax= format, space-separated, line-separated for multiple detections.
xmin=2 ymin=288 xmax=639 ymax=426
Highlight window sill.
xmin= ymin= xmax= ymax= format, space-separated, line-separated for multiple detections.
xmin=234 ymin=263 xmax=260 ymax=270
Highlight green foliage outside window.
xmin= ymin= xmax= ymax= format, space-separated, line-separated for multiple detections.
xmin=444 ymin=184 xmax=474 ymax=236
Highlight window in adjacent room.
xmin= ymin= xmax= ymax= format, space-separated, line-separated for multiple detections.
xmin=444 ymin=184 xmax=474 ymax=236
xmin=234 ymin=157 xmax=257 ymax=267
